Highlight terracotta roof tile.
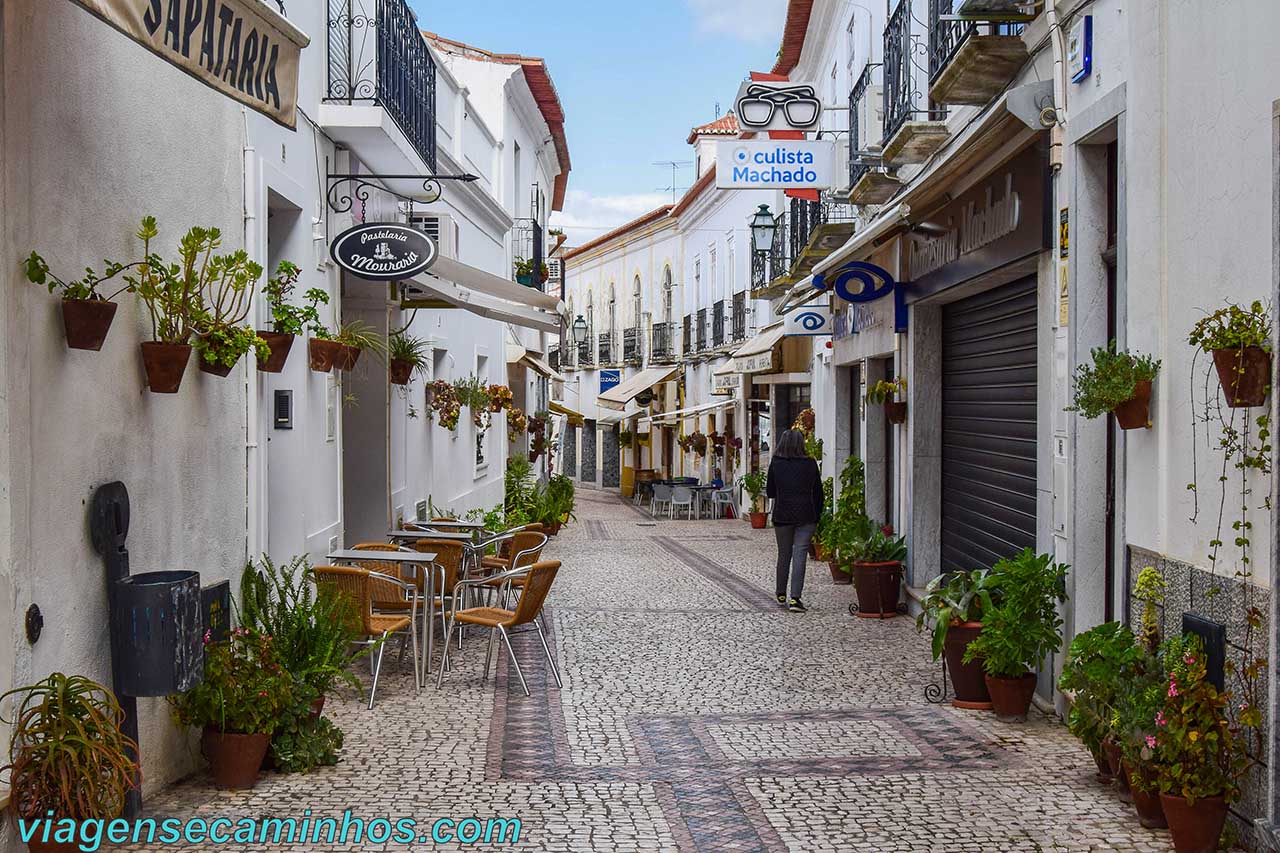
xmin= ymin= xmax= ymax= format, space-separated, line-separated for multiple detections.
xmin=771 ymin=0 xmax=816 ymax=76
xmin=561 ymin=205 xmax=674 ymax=261
xmin=686 ymin=112 xmax=740 ymax=144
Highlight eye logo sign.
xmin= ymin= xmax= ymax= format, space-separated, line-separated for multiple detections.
xmin=813 ymin=261 xmax=895 ymax=304
xmin=783 ymin=304 xmax=833 ymax=337
xmin=734 ymin=81 xmax=822 ymax=132
xmin=795 ymin=311 xmax=827 ymax=331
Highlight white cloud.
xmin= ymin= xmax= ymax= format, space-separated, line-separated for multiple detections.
xmin=686 ymin=0 xmax=787 ymax=43
xmin=551 ymin=190 xmax=673 ymax=247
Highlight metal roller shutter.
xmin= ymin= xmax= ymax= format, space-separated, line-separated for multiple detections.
xmin=940 ymin=277 xmax=1038 ymax=573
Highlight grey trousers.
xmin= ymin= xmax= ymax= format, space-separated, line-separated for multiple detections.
xmin=774 ymin=523 xmax=816 ymax=599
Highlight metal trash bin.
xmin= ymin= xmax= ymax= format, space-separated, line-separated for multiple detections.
xmin=110 ymin=570 xmax=203 ymax=696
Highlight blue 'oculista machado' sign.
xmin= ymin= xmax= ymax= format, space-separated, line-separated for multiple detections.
xmin=715 ymin=140 xmax=837 ymax=189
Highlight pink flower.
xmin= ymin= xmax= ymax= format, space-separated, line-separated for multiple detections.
xmin=1168 ymin=683 xmax=1179 ymax=698
xmin=1145 ymin=735 xmax=1157 ymax=749
xmin=258 ymin=690 xmax=267 ymax=697
xmin=1155 ymin=711 xmax=1167 ymax=727
xmin=1184 ymin=654 xmax=1196 ymax=665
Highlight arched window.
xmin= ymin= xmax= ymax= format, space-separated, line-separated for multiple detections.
xmin=608 ymin=283 xmax=617 ymax=339
xmin=585 ymin=291 xmax=594 ymax=339
xmin=632 ymin=276 xmax=643 ymax=328
xmin=662 ymin=266 xmax=674 ymax=325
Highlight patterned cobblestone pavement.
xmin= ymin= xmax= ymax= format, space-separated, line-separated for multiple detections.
xmin=134 ymin=489 xmax=1173 ymax=852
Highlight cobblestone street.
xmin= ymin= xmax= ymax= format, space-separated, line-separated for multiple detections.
xmin=141 ymin=489 xmax=1172 ymax=852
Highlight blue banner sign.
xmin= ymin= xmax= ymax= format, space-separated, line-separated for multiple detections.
xmin=600 ymin=370 xmax=621 ymax=393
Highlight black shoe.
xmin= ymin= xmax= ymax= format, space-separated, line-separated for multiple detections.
xmin=776 ymin=594 xmax=788 ymax=607
xmin=788 ymin=598 xmax=807 ymax=613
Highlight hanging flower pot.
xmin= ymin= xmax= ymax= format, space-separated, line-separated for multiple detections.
xmin=1211 ymin=346 xmax=1271 ymax=408
xmin=199 ymin=357 xmax=237 ymax=377
xmin=61 ymin=298 xmax=118 ymax=351
xmin=200 ymin=728 xmax=270 ymax=789
xmin=337 ymin=344 xmax=362 ymax=372
xmin=884 ymin=401 xmax=907 ymax=424
xmin=1111 ymin=379 xmax=1153 ymax=429
xmin=140 ymin=342 xmax=192 ymax=394
xmin=256 ymin=331 xmax=295 ymax=374
xmin=1159 ymin=793 xmax=1228 ymax=853
xmin=851 ymin=561 xmax=902 ymax=618
xmin=309 ymin=338 xmax=344 ymax=372
xmin=984 ymin=671 xmax=1037 ymax=722
xmin=389 ymin=358 xmax=414 ymax=386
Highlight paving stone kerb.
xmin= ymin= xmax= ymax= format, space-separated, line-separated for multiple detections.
xmin=133 ymin=490 xmax=1172 ymax=852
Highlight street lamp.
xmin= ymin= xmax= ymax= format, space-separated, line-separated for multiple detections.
xmin=749 ymin=204 xmax=776 ymax=254
xmin=571 ymin=314 xmax=588 ymax=344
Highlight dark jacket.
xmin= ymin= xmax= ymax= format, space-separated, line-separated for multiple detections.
xmin=766 ymin=456 xmax=823 ymax=525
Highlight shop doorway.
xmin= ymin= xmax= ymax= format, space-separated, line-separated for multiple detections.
xmin=1103 ymin=139 xmax=1119 ymax=622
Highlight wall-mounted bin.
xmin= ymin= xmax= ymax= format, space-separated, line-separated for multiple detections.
xmin=110 ymin=570 xmax=203 ymax=696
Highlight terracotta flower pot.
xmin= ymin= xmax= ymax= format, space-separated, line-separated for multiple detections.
xmin=851 ymin=561 xmax=902 ymax=618
xmin=1103 ymin=737 xmax=1132 ymax=803
xmin=201 ymin=727 xmax=270 ymax=789
xmin=749 ymin=511 xmax=768 ymax=529
xmin=1092 ymin=749 xmax=1114 ymax=785
xmin=140 ymin=342 xmax=191 ymax=393
xmin=61 ymin=298 xmax=117 ymax=351
xmin=198 ymin=358 xmax=236 ymax=377
xmin=1112 ymin=379 xmax=1153 ymax=429
xmin=1159 ymin=792 xmax=1228 ymax=853
xmin=24 ymin=833 xmax=83 ymax=853
xmin=984 ymin=671 xmax=1037 ymax=722
xmin=828 ymin=560 xmax=852 ymax=585
xmin=309 ymin=338 xmax=344 ymax=372
xmin=943 ymin=622 xmax=992 ymax=709
xmin=256 ymin=331 xmax=294 ymax=374
xmin=1126 ymin=764 xmax=1168 ymax=829
xmin=389 ymin=358 xmax=415 ymax=386
xmin=310 ymin=695 xmax=326 ymax=719
xmin=1212 ymin=346 xmax=1272 ymax=408
xmin=336 ymin=344 xmax=362 ymax=372
xmin=884 ymin=401 xmax=907 ymax=424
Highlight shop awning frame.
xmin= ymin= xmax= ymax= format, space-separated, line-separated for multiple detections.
xmin=403 ymin=257 xmax=567 ymax=334
xmin=548 ymin=401 xmax=584 ymax=426
xmin=520 ymin=353 xmax=565 ymax=383
xmin=597 ymin=366 xmax=680 ymax=411
xmin=729 ymin=324 xmax=786 ymax=374
xmin=644 ymin=398 xmax=736 ymax=425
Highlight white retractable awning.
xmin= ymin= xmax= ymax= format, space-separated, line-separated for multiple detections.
xmin=402 ymin=257 xmax=566 ymax=334
xmin=520 ymin=352 xmax=565 ymax=383
xmin=597 ymin=366 xmax=680 ymax=411
xmin=730 ymin=323 xmax=786 ymax=374
xmin=644 ymin=398 xmax=736 ymax=425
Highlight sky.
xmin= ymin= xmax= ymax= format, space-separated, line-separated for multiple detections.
xmin=408 ymin=0 xmax=788 ymax=246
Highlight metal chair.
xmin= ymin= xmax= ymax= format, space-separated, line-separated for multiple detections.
xmin=436 ymin=561 xmax=562 ymax=697
xmin=711 ymin=483 xmax=738 ymax=519
xmin=670 ymin=486 xmax=695 ymax=520
xmin=409 ymin=538 xmax=466 ymax=677
xmin=651 ymin=483 xmax=674 ymax=516
xmin=314 ymin=565 xmax=419 ymax=709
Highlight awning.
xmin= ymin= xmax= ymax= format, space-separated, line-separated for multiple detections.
xmin=520 ymin=353 xmax=565 ymax=383
xmin=597 ymin=366 xmax=679 ymax=411
xmin=403 ymin=257 xmax=566 ymax=334
xmin=730 ymin=324 xmax=786 ymax=374
xmin=548 ymin=401 xmax=584 ymax=426
xmin=644 ymin=398 xmax=736 ymax=425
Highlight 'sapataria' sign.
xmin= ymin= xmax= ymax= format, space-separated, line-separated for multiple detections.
xmin=331 ymin=223 xmax=438 ymax=282
xmin=69 ymin=0 xmax=309 ymax=128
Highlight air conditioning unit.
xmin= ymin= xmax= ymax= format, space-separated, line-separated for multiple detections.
xmin=408 ymin=212 xmax=458 ymax=259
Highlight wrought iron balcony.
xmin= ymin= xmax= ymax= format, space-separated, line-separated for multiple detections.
xmin=927 ymin=0 xmax=1029 ymax=105
xmin=548 ymin=346 xmax=560 ymax=374
xmin=326 ymin=0 xmax=438 ymax=171
xmin=623 ymin=327 xmax=643 ymax=365
xmin=768 ymin=211 xmax=791 ymax=290
xmin=883 ymin=0 xmax=946 ymax=163
xmin=731 ymin=292 xmax=748 ymax=342
xmin=597 ymin=331 xmax=615 ymax=365
xmin=712 ymin=301 xmax=726 ymax=347
xmin=683 ymin=315 xmax=692 ymax=356
xmin=577 ymin=339 xmax=594 ymax=367
xmin=696 ymin=309 xmax=708 ymax=352
xmin=651 ymin=322 xmax=677 ymax=363
xmin=751 ymin=247 xmax=770 ymax=291
xmin=849 ymin=64 xmax=875 ymax=189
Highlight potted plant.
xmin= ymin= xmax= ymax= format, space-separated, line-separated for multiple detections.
xmin=169 ymin=628 xmax=294 ymax=789
xmin=1067 ymin=343 xmax=1162 ymax=429
xmin=1 ymin=674 xmax=138 ymax=853
xmin=260 ymin=261 xmax=328 ymax=374
xmin=1115 ymin=647 xmax=1169 ymax=827
xmin=514 ymin=256 xmax=549 ymax=287
xmin=334 ymin=320 xmax=385 ymax=372
xmin=822 ymin=456 xmax=865 ymax=584
xmin=507 ymin=406 xmax=529 ymax=442
xmin=813 ymin=477 xmax=834 ymax=561
xmin=124 ymin=218 xmax=206 ymax=393
xmin=866 ymin=376 xmax=908 ymax=424
xmin=239 ymin=555 xmax=360 ymax=772
xmin=917 ymin=568 xmax=1001 ymax=708
xmin=618 ymin=430 xmax=634 ymax=448
xmin=387 ymin=332 xmax=430 ymax=386
xmin=1057 ymin=621 xmax=1138 ymax=783
xmin=187 ymin=241 xmax=269 ymax=377
xmin=743 ymin=469 xmax=767 ymax=529
xmin=1188 ymin=300 xmax=1273 ymax=408
xmin=23 ymin=250 xmax=134 ymax=351
xmin=841 ymin=516 xmax=908 ymax=618
xmin=963 ymin=548 xmax=1068 ymax=722
xmin=689 ymin=431 xmax=709 ymax=457
xmin=308 ymin=324 xmax=345 ymax=372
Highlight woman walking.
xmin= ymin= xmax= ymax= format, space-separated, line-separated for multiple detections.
xmin=766 ymin=428 xmax=824 ymax=612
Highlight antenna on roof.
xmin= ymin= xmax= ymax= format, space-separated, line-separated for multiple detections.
xmin=715 ymin=101 xmax=721 ymax=119
xmin=653 ymin=160 xmax=694 ymax=205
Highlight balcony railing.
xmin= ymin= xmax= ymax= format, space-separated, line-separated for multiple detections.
xmin=597 ymin=331 xmax=616 ymax=365
xmin=623 ymin=327 xmax=642 ymax=365
xmin=683 ymin=315 xmax=692 ymax=355
xmin=849 ymin=64 xmax=875 ymax=188
xmin=731 ymin=292 xmax=748 ymax=342
xmin=696 ymin=308 xmax=708 ymax=351
xmin=652 ymin=322 xmax=676 ymax=363
xmin=577 ymin=339 xmax=594 ymax=367
xmin=751 ymin=247 xmax=770 ymax=291
xmin=712 ymin=301 xmax=726 ymax=347
xmin=769 ymin=212 xmax=791 ymax=285
xmin=883 ymin=0 xmax=944 ymax=145
xmin=326 ymin=0 xmax=438 ymax=171
xmin=548 ymin=346 xmax=560 ymax=374
xmin=928 ymin=0 xmax=1025 ymax=83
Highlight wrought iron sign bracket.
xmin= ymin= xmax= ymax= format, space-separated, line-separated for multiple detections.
xmin=326 ymin=172 xmax=480 ymax=216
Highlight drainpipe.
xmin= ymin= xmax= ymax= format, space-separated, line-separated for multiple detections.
xmin=243 ymin=109 xmax=262 ymax=563
xmin=1044 ymin=0 xmax=1069 ymax=171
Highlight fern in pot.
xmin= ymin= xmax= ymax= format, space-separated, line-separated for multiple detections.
xmin=1067 ymin=342 xmax=1161 ymax=429
xmin=387 ymin=332 xmax=430 ymax=386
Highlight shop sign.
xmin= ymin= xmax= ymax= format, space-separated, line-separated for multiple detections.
xmin=812 ymin=260 xmax=907 ymax=333
xmin=783 ymin=302 xmax=833 ymax=337
xmin=1068 ymin=16 xmax=1093 ymax=83
xmin=715 ymin=140 xmax=837 ymax=190
xmin=68 ymin=0 xmax=310 ymax=128
xmin=712 ymin=372 xmax=739 ymax=395
xmin=735 ymin=350 xmax=777 ymax=374
xmin=833 ymin=304 xmax=885 ymax=340
xmin=733 ymin=80 xmax=822 ymax=133
xmin=600 ymin=370 xmax=621 ymax=393
xmin=905 ymin=146 xmax=1048 ymax=302
xmin=330 ymin=223 xmax=438 ymax=281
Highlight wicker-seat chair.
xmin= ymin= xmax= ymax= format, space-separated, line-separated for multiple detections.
xmin=436 ymin=560 xmax=562 ymax=696
xmin=314 ymin=565 xmax=419 ymax=709
xmin=479 ymin=523 xmax=545 ymax=571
